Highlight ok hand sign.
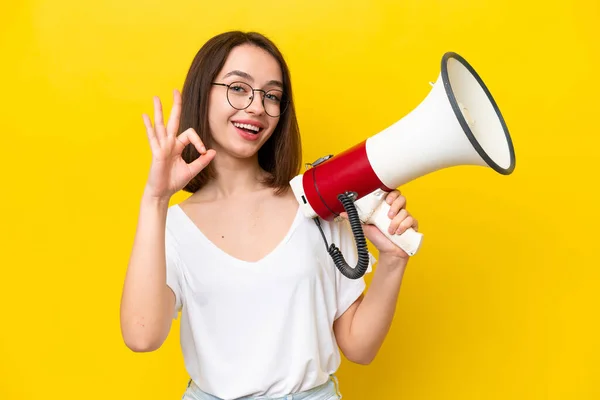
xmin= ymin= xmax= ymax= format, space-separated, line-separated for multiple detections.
xmin=142 ymin=90 xmax=216 ymax=200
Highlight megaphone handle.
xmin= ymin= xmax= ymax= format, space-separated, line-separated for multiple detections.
xmin=367 ymin=199 xmax=424 ymax=256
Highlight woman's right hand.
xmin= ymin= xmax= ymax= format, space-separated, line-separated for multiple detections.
xmin=142 ymin=89 xmax=216 ymax=201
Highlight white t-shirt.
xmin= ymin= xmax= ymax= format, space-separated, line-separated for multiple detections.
xmin=164 ymin=204 xmax=375 ymax=400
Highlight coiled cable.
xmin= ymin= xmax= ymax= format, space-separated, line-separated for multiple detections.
xmin=314 ymin=192 xmax=370 ymax=280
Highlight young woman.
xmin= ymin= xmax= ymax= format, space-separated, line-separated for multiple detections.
xmin=120 ymin=31 xmax=419 ymax=400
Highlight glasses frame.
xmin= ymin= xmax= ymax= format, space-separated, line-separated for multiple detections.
xmin=211 ymin=81 xmax=289 ymax=117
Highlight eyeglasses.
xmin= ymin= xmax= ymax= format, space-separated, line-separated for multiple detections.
xmin=211 ymin=81 xmax=288 ymax=117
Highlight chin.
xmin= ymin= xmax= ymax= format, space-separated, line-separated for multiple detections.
xmin=225 ymin=142 xmax=264 ymax=160
xmin=233 ymin=135 xmax=272 ymax=157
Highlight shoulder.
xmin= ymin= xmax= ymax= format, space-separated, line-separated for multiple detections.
xmin=164 ymin=203 xmax=195 ymax=250
xmin=312 ymin=215 xmax=355 ymax=243
xmin=165 ymin=203 xmax=184 ymax=229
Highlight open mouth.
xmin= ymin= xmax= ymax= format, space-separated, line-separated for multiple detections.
xmin=232 ymin=121 xmax=263 ymax=135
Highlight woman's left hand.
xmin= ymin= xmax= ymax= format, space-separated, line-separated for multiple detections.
xmin=343 ymin=189 xmax=418 ymax=260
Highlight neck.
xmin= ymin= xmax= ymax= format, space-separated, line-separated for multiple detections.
xmin=197 ymin=151 xmax=271 ymax=199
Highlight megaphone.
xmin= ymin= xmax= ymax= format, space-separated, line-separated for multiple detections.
xmin=290 ymin=52 xmax=516 ymax=279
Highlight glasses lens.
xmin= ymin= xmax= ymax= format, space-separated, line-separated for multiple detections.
xmin=264 ymin=89 xmax=286 ymax=117
xmin=227 ymin=82 xmax=253 ymax=110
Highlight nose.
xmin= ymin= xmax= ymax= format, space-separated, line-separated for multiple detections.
xmin=246 ymin=90 xmax=265 ymax=115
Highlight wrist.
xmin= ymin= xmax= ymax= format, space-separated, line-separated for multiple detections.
xmin=141 ymin=188 xmax=171 ymax=208
xmin=377 ymin=252 xmax=409 ymax=271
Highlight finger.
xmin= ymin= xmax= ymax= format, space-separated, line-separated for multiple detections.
xmin=385 ymin=189 xmax=401 ymax=205
xmin=396 ymin=215 xmax=416 ymax=235
xmin=188 ymin=149 xmax=216 ymax=175
xmin=142 ymin=113 xmax=159 ymax=152
xmin=387 ymin=194 xmax=406 ymax=219
xmin=388 ymin=209 xmax=408 ymax=234
xmin=153 ymin=96 xmax=167 ymax=140
xmin=166 ymin=89 xmax=182 ymax=137
xmin=176 ymin=128 xmax=206 ymax=155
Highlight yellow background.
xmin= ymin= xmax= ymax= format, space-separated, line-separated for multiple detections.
xmin=1 ymin=0 xmax=599 ymax=399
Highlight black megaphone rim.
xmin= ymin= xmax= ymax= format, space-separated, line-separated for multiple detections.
xmin=441 ymin=51 xmax=516 ymax=175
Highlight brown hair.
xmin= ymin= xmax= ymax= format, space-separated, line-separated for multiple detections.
xmin=179 ymin=31 xmax=301 ymax=194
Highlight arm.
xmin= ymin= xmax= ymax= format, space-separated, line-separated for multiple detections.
xmin=119 ymin=193 xmax=176 ymax=352
xmin=119 ymin=91 xmax=214 ymax=352
xmin=333 ymin=254 xmax=407 ymax=364
xmin=333 ymin=190 xmax=416 ymax=364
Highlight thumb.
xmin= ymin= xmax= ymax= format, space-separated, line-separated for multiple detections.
xmin=189 ymin=149 xmax=216 ymax=174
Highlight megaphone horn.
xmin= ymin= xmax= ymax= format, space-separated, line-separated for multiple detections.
xmin=290 ymin=52 xmax=516 ymax=279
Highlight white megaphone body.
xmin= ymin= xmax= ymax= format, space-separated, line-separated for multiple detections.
xmin=290 ymin=52 xmax=516 ymax=279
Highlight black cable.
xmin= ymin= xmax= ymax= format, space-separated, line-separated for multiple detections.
xmin=313 ymin=192 xmax=371 ymax=280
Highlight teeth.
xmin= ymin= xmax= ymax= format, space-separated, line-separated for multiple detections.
xmin=233 ymin=122 xmax=260 ymax=132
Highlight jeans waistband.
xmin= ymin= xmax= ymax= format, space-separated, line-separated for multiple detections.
xmin=183 ymin=375 xmax=342 ymax=400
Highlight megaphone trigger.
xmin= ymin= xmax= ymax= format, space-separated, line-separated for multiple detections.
xmin=354 ymin=189 xmax=424 ymax=256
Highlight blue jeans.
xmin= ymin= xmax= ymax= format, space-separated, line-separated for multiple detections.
xmin=182 ymin=375 xmax=342 ymax=400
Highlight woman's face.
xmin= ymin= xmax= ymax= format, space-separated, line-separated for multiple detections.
xmin=207 ymin=44 xmax=283 ymax=160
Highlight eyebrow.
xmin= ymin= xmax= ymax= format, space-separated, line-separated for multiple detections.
xmin=222 ymin=70 xmax=283 ymax=89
